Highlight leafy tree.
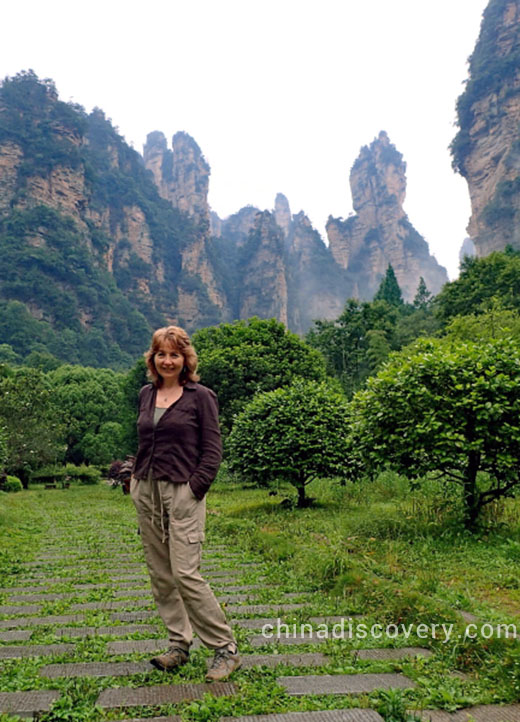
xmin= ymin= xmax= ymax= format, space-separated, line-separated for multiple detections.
xmin=0 ymin=368 xmax=65 ymax=486
xmin=306 ymin=299 xmax=402 ymax=396
xmin=120 ymin=357 xmax=148 ymax=454
xmin=48 ymin=365 xmax=126 ymax=465
xmin=374 ymin=264 xmax=404 ymax=306
xmin=227 ymin=379 xmax=351 ymax=507
xmin=193 ymin=317 xmax=327 ymax=431
xmin=435 ymin=248 xmax=520 ymax=325
xmin=445 ymin=304 xmax=520 ymax=343
xmin=347 ymin=338 xmax=520 ymax=528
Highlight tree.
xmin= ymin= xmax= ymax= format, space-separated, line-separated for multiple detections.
xmin=193 ymin=317 xmax=327 ymax=431
xmin=413 ymin=277 xmax=432 ymax=310
xmin=48 ymin=365 xmax=126 ymax=465
xmin=347 ymin=338 xmax=520 ymax=528
xmin=374 ymin=264 xmax=404 ymax=306
xmin=435 ymin=247 xmax=520 ymax=325
xmin=306 ymin=299 xmax=401 ymax=396
xmin=444 ymin=303 xmax=520 ymax=343
xmin=0 ymin=368 xmax=65 ymax=486
xmin=227 ymin=379 xmax=351 ymax=507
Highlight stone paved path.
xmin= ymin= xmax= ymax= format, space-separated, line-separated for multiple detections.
xmin=1 ymin=504 xmax=514 ymax=721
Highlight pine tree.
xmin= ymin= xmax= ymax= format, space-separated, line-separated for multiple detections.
xmin=374 ymin=264 xmax=403 ymax=306
xmin=413 ymin=276 xmax=432 ymax=309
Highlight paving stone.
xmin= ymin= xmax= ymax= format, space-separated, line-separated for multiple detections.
xmin=0 ymin=604 xmax=42 ymax=614
xmin=220 ymin=711 xmax=384 ymax=722
xmin=0 ymin=629 xmax=32 ymax=642
xmin=205 ymin=569 xmax=241 ymax=578
xmin=96 ymin=681 xmax=237 ymax=707
xmin=107 ymin=638 xmax=203 ymax=654
xmin=71 ymin=600 xmax=154 ymax=611
xmin=0 ymin=614 xmax=85 ymax=628
xmin=118 ymin=717 xmax=181 ymax=722
xmin=41 ymin=660 xmax=151 ymax=678
xmin=231 ymin=617 xmax=280 ymax=629
xmin=8 ymin=592 xmax=73 ymax=602
xmin=0 ymin=689 xmax=61 ymax=717
xmin=0 ymin=585 xmax=57 ymax=594
xmin=251 ymin=633 xmax=350 ymax=646
xmin=226 ymin=604 xmax=307 ymax=615
xmin=217 ymin=594 xmax=260 ymax=603
xmin=223 ymin=653 xmax=330 ymax=669
xmin=53 ymin=624 xmax=157 ymax=637
xmin=214 ymin=585 xmax=264 ymax=592
xmin=309 ymin=616 xmax=362 ymax=624
xmin=278 ymin=673 xmax=416 ymax=695
xmin=113 ymin=588 xmax=152 ymax=598
xmin=355 ymin=647 xmax=432 ymax=660
xmin=458 ymin=611 xmax=479 ymax=624
xmin=411 ymin=705 xmax=520 ymax=721
xmin=0 ymin=643 xmax=74 ymax=658
xmin=111 ymin=611 xmax=157 ymax=622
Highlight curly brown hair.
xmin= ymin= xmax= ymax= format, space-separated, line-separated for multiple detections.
xmin=144 ymin=326 xmax=200 ymax=387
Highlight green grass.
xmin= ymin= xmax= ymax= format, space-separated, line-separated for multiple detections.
xmin=0 ymin=476 xmax=520 ymax=720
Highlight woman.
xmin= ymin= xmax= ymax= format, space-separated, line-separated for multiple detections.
xmin=131 ymin=325 xmax=240 ymax=681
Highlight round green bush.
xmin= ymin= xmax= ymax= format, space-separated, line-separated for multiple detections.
xmin=5 ymin=475 xmax=22 ymax=492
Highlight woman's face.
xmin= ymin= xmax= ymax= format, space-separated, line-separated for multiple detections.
xmin=154 ymin=342 xmax=184 ymax=383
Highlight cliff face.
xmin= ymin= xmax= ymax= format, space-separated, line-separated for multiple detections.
xmin=452 ymin=0 xmax=520 ymax=256
xmin=327 ymin=131 xmax=448 ymax=300
xmin=143 ymin=131 xmax=228 ymax=325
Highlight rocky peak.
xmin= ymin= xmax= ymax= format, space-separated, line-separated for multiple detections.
xmin=220 ymin=205 xmax=261 ymax=246
xmin=350 ymin=130 xmax=406 ymax=221
xmin=143 ymin=130 xmax=210 ymax=226
xmin=274 ymin=192 xmax=292 ymax=238
xmin=238 ymin=210 xmax=288 ymax=326
xmin=451 ymin=0 xmax=520 ymax=256
xmin=327 ymin=132 xmax=448 ymax=301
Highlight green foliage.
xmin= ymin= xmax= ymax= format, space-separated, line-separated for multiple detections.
xmin=63 ymin=463 xmax=101 ymax=485
xmin=374 ymin=264 xmax=404 ymax=306
xmin=47 ymin=365 xmax=126 ymax=465
xmin=347 ymin=337 xmax=520 ymax=527
xmin=0 ymin=70 xmax=87 ymax=177
xmin=193 ymin=317 xmax=327 ymax=431
xmin=4 ymin=475 xmax=22 ymax=493
xmin=30 ymin=463 xmax=101 ymax=485
xmin=413 ymin=276 xmax=432 ymax=310
xmin=445 ymin=304 xmax=520 ymax=343
xmin=227 ymin=378 xmax=351 ymax=506
xmin=435 ymin=248 xmax=520 ymax=325
xmin=307 ymin=296 xmax=439 ymax=397
xmin=0 ymin=367 xmax=65 ymax=486
xmin=451 ymin=0 xmax=520 ymax=174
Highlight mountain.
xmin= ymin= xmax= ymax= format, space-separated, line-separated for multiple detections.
xmin=451 ymin=0 xmax=520 ymax=256
xmin=326 ymin=131 xmax=448 ymax=301
xmin=0 ymin=71 xmax=448 ymax=366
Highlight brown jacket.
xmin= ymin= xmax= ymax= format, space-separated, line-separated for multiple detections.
xmin=133 ymin=382 xmax=222 ymax=499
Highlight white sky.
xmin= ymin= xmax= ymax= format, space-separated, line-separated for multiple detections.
xmin=3 ymin=0 xmax=489 ymax=280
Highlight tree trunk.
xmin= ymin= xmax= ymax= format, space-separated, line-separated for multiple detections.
xmin=296 ymin=483 xmax=306 ymax=508
xmin=463 ymin=451 xmax=480 ymax=530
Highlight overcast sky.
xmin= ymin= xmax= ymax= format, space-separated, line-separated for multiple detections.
xmin=3 ymin=0 xmax=489 ymax=280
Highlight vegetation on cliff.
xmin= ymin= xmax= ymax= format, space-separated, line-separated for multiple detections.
xmin=451 ymin=0 xmax=520 ymax=174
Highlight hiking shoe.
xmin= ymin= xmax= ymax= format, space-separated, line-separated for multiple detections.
xmin=205 ymin=646 xmax=241 ymax=682
xmin=150 ymin=645 xmax=189 ymax=671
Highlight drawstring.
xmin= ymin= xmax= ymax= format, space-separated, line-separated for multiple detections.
xmin=148 ymin=474 xmax=169 ymax=544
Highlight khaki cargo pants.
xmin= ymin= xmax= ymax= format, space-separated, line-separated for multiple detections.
xmin=130 ymin=476 xmax=236 ymax=652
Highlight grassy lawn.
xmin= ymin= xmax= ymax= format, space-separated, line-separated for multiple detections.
xmin=0 ymin=474 xmax=520 ymax=721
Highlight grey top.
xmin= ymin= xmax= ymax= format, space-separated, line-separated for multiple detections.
xmin=153 ymin=407 xmax=167 ymax=426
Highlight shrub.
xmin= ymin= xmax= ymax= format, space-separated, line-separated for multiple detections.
xmin=227 ymin=378 xmax=351 ymax=507
xmin=347 ymin=337 xmax=520 ymax=528
xmin=63 ymin=463 xmax=101 ymax=485
xmin=4 ymin=475 xmax=22 ymax=492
